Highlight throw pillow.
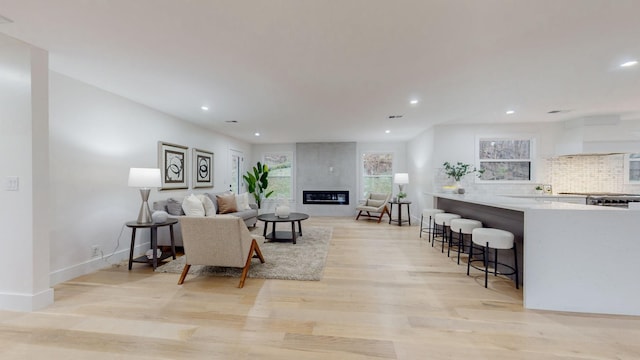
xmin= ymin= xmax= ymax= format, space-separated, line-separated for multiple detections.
xmin=236 ymin=192 xmax=251 ymax=210
xmin=217 ymin=193 xmax=238 ymax=214
xmin=166 ymin=198 xmax=185 ymax=215
xmin=197 ymin=194 xmax=216 ymax=216
xmin=204 ymin=193 xmax=219 ymax=214
xmin=182 ymin=194 xmax=205 ymax=216
xmin=366 ymin=199 xmax=385 ymax=208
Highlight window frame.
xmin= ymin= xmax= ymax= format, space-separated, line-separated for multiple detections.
xmin=624 ymin=153 xmax=640 ymax=184
xmin=475 ymin=135 xmax=536 ymax=184
xmin=262 ymin=151 xmax=294 ymax=201
xmin=360 ymin=151 xmax=394 ymax=199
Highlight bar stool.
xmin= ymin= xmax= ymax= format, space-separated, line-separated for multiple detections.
xmin=419 ymin=209 xmax=444 ymax=242
xmin=432 ymin=213 xmax=461 ymax=253
xmin=467 ymin=228 xmax=519 ymax=289
xmin=448 ymin=218 xmax=482 ymax=264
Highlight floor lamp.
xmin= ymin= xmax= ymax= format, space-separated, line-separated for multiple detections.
xmin=128 ymin=168 xmax=161 ymax=224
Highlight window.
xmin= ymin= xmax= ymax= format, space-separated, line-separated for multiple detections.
xmin=263 ymin=152 xmax=293 ymax=199
xmin=477 ymin=138 xmax=533 ymax=181
xmin=362 ymin=152 xmax=393 ymax=197
xmin=626 ymin=153 xmax=640 ymax=183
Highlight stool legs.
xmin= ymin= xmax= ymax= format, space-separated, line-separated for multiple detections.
xmin=447 ymin=229 xmax=465 ymax=265
xmin=466 ymin=241 xmax=519 ymax=289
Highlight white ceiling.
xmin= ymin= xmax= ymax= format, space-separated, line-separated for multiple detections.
xmin=1 ymin=0 xmax=639 ymax=144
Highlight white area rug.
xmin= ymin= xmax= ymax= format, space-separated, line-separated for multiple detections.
xmin=154 ymin=226 xmax=332 ymax=281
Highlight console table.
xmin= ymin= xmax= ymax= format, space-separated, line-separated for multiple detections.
xmin=126 ymin=218 xmax=178 ymax=270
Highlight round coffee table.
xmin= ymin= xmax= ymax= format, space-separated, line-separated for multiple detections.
xmin=257 ymin=212 xmax=309 ymax=244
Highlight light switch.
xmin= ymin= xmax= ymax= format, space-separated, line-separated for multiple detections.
xmin=5 ymin=176 xmax=19 ymax=191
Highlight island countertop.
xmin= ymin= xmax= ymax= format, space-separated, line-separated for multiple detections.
xmin=428 ymin=192 xmax=624 ymax=212
xmin=428 ymin=191 xmax=639 ymax=316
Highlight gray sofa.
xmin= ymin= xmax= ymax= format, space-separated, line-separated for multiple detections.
xmin=152 ymin=192 xmax=258 ymax=247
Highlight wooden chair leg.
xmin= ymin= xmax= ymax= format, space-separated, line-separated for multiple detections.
xmin=252 ymin=239 xmax=265 ymax=263
xmin=178 ymin=264 xmax=191 ymax=285
xmin=239 ymin=239 xmax=264 ymax=288
xmin=356 ymin=210 xmax=363 ymax=220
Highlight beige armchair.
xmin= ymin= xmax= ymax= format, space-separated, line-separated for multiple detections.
xmin=178 ymin=215 xmax=265 ymax=288
xmin=355 ymin=192 xmax=391 ymax=223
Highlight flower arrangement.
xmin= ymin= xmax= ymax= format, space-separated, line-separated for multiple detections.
xmin=443 ymin=161 xmax=484 ymax=182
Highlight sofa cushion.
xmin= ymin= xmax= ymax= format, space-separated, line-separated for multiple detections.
xmin=216 ymin=193 xmax=238 ymax=214
xmin=236 ymin=192 xmax=251 ymax=210
xmin=182 ymin=194 xmax=205 ymax=216
xmin=166 ymin=197 xmax=185 ymax=215
xmin=197 ymin=194 xmax=216 ymax=216
xmin=366 ymin=199 xmax=385 ymax=208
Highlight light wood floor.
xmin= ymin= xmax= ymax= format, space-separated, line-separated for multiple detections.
xmin=1 ymin=217 xmax=639 ymax=359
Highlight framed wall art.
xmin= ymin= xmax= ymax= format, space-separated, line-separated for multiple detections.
xmin=192 ymin=148 xmax=214 ymax=188
xmin=158 ymin=141 xmax=188 ymax=190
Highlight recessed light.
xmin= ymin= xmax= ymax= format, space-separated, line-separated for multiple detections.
xmin=201 ymin=106 xmax=209 ymax=111
xmin=385 ymin=130 xmax=391 ymax=134
xmin=254 ymin=132 xmax=260 ymax=137
xmin=410 ymin=99 xmax=419 ymax=105
xmin=620 ymin=60 xmax=638 ymax=67
xmin=506 ymin=110 xmax=515 ymax=115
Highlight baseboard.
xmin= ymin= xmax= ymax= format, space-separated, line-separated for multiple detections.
xmin=49 ymin=241 xmax=150 ymax=286
xmin=0 ymin=288 xmax=54 ymax=312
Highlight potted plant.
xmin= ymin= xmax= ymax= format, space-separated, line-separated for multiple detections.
xmin=243 ymin=162 xmax=274 ymax=209
xmin=535 ymin=185 xmax=544 ymax=194
xmin=442 ymin=161 xmax=484 ymax=194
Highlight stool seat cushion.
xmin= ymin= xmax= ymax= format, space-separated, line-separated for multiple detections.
xmin=422 ymin=209 xmax=444 ymax=217
xmin=449 ymin=219 xmax=483 ymax=233
xmin=434 ymin=213 xmax=461 ymax=225
xmin=472 ymin=228 xmax=514 ymax=249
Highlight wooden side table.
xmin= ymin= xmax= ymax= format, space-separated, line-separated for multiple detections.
xmin=389 ymin=200 xmax=412 ymax=226
xmin=126 ymin=218 xmax=178 ymax=270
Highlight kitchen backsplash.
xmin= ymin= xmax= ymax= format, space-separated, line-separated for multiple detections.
xmin=434 ymin=154 xmax=640 ymax=195
xmin=547 ymin=154 xmax=637 ymax=193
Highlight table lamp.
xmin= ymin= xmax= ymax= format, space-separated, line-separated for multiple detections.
xmin=128 ymin=168 xmax=161 ymax=224
xmin=394 ymin=173 xmax=409 ymax=199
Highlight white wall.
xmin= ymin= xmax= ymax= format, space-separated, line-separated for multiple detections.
xmin=48 ymin=72 xmax=252 ymax=285
xmin=407 ymin=122 xmax=561 ymax=213
xmin=0 ymin=36 xmax=53 ymax=311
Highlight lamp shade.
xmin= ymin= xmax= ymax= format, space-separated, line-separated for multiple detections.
xmin=393 ymin=173 xmax=409 ymax=185
xmin=128 ymin=168 xmax=161 ymax=188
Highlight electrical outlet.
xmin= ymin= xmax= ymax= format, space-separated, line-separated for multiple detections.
xmin=91 ymin=245 xmax=101 ymax=258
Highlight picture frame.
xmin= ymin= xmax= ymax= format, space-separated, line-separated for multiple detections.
xmin=158 ymin=141 xmax=188 ymax=190
xmin=192 ymin=148 xmax=214 ymax=188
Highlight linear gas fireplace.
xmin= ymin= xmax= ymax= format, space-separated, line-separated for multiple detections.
xmin=303 ymin=190 xmax=349 ymax=205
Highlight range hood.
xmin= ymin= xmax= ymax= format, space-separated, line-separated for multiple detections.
xmin=554 ymin=116 xmax=640 ymax=156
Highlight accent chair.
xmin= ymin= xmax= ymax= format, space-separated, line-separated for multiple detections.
xmin=178 ymin=215 xmax=265 ymax=288
xmin=355 ymin=192 xmax=392 ymax=223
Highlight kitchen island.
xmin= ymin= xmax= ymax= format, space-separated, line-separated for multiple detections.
xmin=430 ymin=192 xmax=640 ymax=316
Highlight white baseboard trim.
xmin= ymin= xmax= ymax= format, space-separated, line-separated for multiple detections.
xmin=49 ymin=241 xmax=150 ymax=286
xmin=0 ymin=288 xmax=54 ymax=312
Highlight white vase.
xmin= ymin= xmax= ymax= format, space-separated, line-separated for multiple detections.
xmin=275 ymin=204 xmax=290 ymax=218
